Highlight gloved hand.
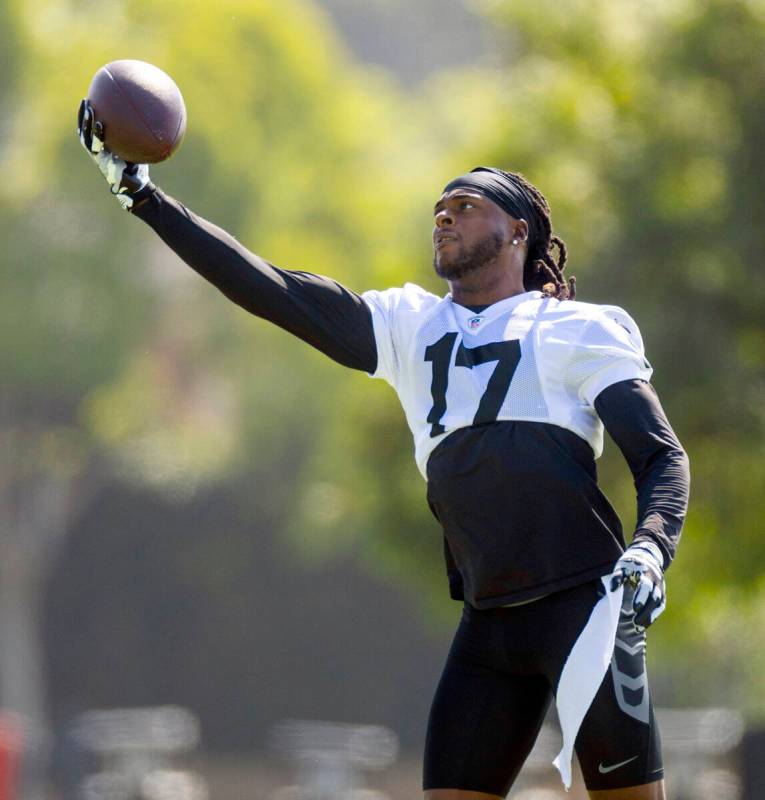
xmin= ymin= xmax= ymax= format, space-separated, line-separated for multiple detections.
xmin=610 ymin=541 xmax=666 ymax=630
xmin=77 ymin=99 xmax=154 ymax=211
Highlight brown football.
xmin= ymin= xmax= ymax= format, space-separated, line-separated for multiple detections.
xmin=86 ymin=60 xmax=186 ymax=163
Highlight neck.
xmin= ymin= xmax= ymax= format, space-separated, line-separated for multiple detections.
xmin=448 ymin=261 xmax=527 ymax=306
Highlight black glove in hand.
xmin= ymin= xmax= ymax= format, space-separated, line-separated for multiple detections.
xmin=611 ymin=541 xmax=666 ymax=630
xmin=77 ymin=99 xmax=154 ymax=211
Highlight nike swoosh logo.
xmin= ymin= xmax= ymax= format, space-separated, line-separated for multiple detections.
xmin=598 ymin=755 xmax=639 ymax=774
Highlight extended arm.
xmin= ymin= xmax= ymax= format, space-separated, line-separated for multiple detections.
xmin=132 ymin=190 xmax=377 ymax=372
xmin=77 ymin=99 xmax=377 ymax=372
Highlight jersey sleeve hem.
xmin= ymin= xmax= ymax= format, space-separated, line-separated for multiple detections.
xmin=581 ymin=361 xmax=653 ymax=407
xmin=361 ymin=291 xmax=398 ymax=385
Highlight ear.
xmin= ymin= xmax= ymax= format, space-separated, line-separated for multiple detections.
xmin=514 ymin=219 xmax=529 ymax=243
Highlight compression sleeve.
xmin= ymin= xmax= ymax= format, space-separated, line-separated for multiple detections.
xmin=595 ymin=379 xmax=690 ymax=568
xmin=132 ymin=188 xmax=378 ymax=372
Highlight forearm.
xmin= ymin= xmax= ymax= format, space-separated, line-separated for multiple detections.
xmin=629 ymin=450 xmax=689 ymax=563
xmin=132 ymin=188 xmax=378 ymax=372
xmin=595 ymin=379 xmax=690 ymax=567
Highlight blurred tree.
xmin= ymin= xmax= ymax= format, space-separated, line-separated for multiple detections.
xmin=470 ymin=0 xmax=765 ymax=717
xmin=0 ymin=0 xmax=441 ymax=791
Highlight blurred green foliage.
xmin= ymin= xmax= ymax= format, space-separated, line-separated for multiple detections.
xmin=2 ymin=0 xmax=764 ymax=725
xmin=474 ymin=0 xmax=765 ymax=716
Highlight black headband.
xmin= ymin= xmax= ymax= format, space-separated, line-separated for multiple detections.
xmin=442 ymin=167 xmax=541 ymax=244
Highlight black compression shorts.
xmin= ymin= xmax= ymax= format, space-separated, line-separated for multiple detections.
xmin=423 ymin=580 xmax=663 ymax=795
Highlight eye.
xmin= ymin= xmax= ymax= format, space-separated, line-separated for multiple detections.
xmin=460 ymin=200 xmax=475 ymax=210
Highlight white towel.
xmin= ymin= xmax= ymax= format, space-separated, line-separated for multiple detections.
xmin=552 ymin=574 xmax=624 ymax=790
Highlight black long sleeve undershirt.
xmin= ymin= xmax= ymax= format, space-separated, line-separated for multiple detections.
xmin=132 ymin=188 xmax=378 ymax=372
xmin=595 ymin=379 xmax=690 ymax=568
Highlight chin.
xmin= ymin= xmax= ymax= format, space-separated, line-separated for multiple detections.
xmin=433 ymin=252 xmax=475 ymax=281
xmin=433 ymin=232 xmax=504 ymax=281
xmin=434 ymin=261 xmax=456 ymax=280
xmin=433 ymin=248 xmax=460 ymax=279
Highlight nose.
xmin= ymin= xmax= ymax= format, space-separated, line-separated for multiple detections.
xmin=435 ymin=208 xmax=454 ymax=228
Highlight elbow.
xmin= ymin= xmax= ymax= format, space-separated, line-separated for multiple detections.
xmin=676 ymin=445 xmax=691 ymax=485
xmin=671 ymin=445 xmax=692 ymax=514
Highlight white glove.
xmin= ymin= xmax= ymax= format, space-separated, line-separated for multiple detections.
xmin=610 ymin=541 xmax=666 ymax=630
xmin=77 ymin=99 xmax=154 ymax=211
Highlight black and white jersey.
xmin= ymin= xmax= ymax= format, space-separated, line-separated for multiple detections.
xmin=133 ymin=190 xmax=689 ymax=609
xmin=363 ymin=284 xmax=652 ymax=478
xmin=362 ymin=284 xmax=656 ymax=606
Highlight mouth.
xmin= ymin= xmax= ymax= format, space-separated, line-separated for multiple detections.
xmin=435 ymin=234 xmax=458 ymax=249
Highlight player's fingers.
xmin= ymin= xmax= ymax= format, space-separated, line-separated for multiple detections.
xmin=610 ymin=570 xmax=626 ymax=592
xmin=634 ymin=587 xmax=663 ymax=628
xmin=78 ymin=99 xmax=92 ymax=150
xmin=77 ymin=99 xmax=86 ymax=134
xmin=104 ymin=154 xmax=126 ymax=186
xmin=92 ymin=119 xmax=105 ymax=153
xmin=649 ymin=595 xmax=667 ymax=626
xmin=634 ymin=604 xmax=650 ymax=629
xmin=633 ymin=579 xmax=652 ymax=611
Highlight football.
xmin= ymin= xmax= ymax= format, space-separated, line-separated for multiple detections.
xmin=86 ymin=60 xmax=187 ymax=164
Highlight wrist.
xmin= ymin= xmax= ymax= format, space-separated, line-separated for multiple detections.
xmin=127 ymin=181 xmax=157 ymax=212
xmin=628 ymin=540 xmax=664 ymax=570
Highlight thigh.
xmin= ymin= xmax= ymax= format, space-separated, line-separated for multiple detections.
xmin=575 ymin=603 xmax=663 ymax=792
xmin=423 ymin=607 xmax=552 ymax=797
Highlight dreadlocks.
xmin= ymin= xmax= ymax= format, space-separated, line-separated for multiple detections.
xmin=497 ymin=170 xmax=576 ymax=301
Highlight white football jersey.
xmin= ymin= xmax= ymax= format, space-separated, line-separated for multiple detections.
xmin=362 ymin=285 xmax=652 ymax=479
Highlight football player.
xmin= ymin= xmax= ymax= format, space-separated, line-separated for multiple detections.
xmin=78 ymin=100 xmax=689 ymax=800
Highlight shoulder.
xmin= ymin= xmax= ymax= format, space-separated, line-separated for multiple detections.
xmin=362 ymin=282 xmax=443 ymax=317
xmin=536 ymin=297 xmax=638 ymax=326
xmin=537 ymin=298 xmax=645 ymax=352
xmin=361 ymin=283 xmax=444 ymax=383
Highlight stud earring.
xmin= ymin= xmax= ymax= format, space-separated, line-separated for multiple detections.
xmin=512 ymin=238 xmax=519 ymax=245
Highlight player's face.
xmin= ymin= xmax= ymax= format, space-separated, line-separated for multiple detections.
xmin=432 ymin=190 xmax=512 ymax=280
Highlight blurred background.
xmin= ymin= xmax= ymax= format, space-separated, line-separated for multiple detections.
xmin=1 ymin=0 xmax=764 ymax=797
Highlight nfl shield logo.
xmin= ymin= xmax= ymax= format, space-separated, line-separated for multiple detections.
xmin=468 ymin=316 xmax=483 ymax=329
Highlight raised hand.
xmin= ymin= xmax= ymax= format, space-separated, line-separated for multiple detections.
xmin=77 ymin=99 xmax=154 ymax=211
